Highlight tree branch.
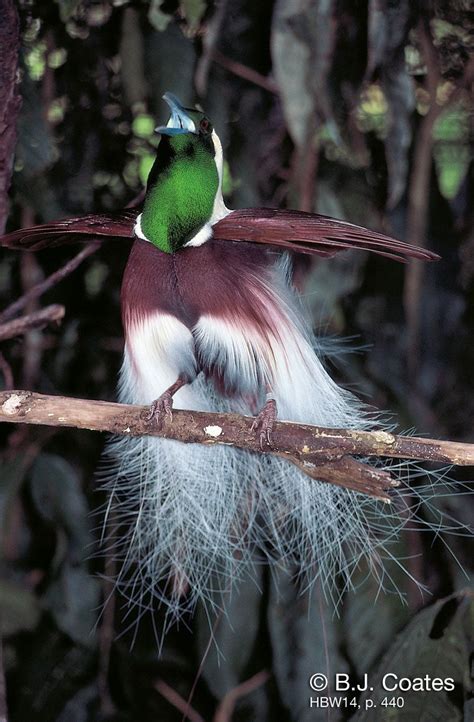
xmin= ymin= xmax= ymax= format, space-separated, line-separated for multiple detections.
xmin=0 ymin=305 xmax=65 ymax=342
xmin=0 ymin=242 xmax=99 ymax=323
xmin=0 ymin=0 xmax=21 ymax=235
xmin=1 ymin=390 xmax=473 ymax=502
xmin=214 ymin=670 xmax=270 ymax=722
xmin=210 ymin=50 xmax=279 ymax=94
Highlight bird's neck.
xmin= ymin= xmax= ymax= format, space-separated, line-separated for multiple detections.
xmin=138 ymin=139 xmax=221 ymax=254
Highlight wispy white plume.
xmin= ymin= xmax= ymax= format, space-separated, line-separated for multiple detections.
xmin=99 ymin=255 xmax=471 ymax=644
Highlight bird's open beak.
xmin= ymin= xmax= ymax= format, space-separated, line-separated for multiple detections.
xmin=156 ymin=92 xmax=197 ymax=135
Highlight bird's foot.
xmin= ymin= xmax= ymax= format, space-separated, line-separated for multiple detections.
xmin=146 ymin=390 xmax=174 ymax=428
xmin=145 ymin=376 xmax=188 ymax=428
xmin=251 ymin=398 xmax=277 ymax=449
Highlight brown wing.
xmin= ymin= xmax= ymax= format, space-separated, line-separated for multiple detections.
xmin=212 ymin=208 xmax=440 ymax=262
xmin=0 ymin=210 xmax=137 ymax=251
xmin=1 ymin=207 xmax=440 ymax=262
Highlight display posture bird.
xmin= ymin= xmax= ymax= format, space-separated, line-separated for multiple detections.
xmin=1 ymin=94 xmax=442 ymax=633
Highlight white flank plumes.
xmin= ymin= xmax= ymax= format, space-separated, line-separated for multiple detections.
xmin=101 ymin=255 xmax=468 ymax=640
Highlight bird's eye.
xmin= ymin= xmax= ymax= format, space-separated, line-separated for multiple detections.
xmin=200 ymin=118 xmax=211 ymax=133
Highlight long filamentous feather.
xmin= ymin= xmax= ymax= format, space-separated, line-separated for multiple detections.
xmin=212 ymin=208 xmax=440 ymax=262
xmin=99 ymin=255 xmax=465 ymax=646
xmin=1 ymin=208 xmax=452 ymax=644
xmin=0 ymin=210 xmax=136 ymax=250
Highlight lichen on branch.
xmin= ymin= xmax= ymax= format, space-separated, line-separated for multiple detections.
xmin=1 ymin=389 xmax=473 ymax=503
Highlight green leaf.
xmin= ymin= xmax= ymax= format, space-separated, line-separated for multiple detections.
xmin=433 ymin=103 xmax=470 ymax=199
xmin=148 ymin=0 xmax=172 ymax=32
xmin=181 ymin=0 xmax=207 ymax=31
xmin=42 ymin=565 xmax=100 ymax=649
xmin=55 ymin=0 xmax=82 ymax=23
xmin=268 ymin=568 xmax=348 ymax=721
xmin=24 ymin=40 xmax=47 ymax=81
xmin=138 ymin=152 xmax=155 ymax=186
xmin=132 ymin=113 xmax=155 ymax=139
xmin=351 ymin=591 xmax=472 ymax=721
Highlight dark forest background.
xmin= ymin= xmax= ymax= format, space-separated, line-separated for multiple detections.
xmin=0 ymin=0 xmax=473 ymax=720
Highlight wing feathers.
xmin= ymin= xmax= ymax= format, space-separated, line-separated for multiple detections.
xmin=212 ymin=208 xmax=440 ymax=263
xmin=0 ymin=211 xmax=136 ymax=251
xmin=0 ymin=206 xmax=439 ymax=263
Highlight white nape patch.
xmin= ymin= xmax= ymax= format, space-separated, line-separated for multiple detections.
xmin=183 ymin=130 xmax=230 ymax=249
xmin=133 ymin=213 xmax=150 ymax=243
xmin=184 ymin=222 xmax=213 ymax=248
xmin=209 ymin=130 xmax=230 ymax=224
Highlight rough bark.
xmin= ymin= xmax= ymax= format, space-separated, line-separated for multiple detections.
xmin=1 ymin=390 xmax=474 ymax=502
xmin=0 ymin=0 xmax=21 ymax=234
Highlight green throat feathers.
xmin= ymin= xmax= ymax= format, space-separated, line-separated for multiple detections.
xmin=139 ymin=133 xmax=219 ymax=254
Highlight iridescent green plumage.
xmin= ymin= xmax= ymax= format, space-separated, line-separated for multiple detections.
xmin=140 ymin=116 xmax=218 ymax=253
xmin=141 ymin=133 xmax=219 ymax=253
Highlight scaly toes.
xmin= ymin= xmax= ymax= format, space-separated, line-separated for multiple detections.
xmin=146 ymin=391 xmax=173 ymax=428
xmin=251 ymin=398 xmax=277 ymax=449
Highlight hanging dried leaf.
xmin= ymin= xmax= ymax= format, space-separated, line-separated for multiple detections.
xmin=271 ymin=0 xmax=336 ymax=147
xmin=367 ymin=0 xmax=415 ymax=208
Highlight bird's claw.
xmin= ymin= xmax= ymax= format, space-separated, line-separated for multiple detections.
xmin=146 ymin=391 xmax=173 ymax=428
xmin=251 ymin=398 xmax=277 ymax=449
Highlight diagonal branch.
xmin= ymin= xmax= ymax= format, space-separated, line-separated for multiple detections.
xmin=1 ymin=390 xmax=473 ymax=502
xmin=0 ymin=305 xmax=65 ymax=341
xmin=0 ymin=242 xmax=99 ymax=323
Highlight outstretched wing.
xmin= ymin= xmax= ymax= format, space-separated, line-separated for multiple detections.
xmin=212 ymin=208 xmax=439 ymax=262
xmin=1 ymin=207 xmax=439 ymax=263
xmin=0 ymin=211 xmax=137 ymax=251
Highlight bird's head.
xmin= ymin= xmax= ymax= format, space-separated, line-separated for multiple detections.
xmin=157 ymin=92 xmax=213 ymax=142
xmin=135 ymin=93 xmax=228 ymax=253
